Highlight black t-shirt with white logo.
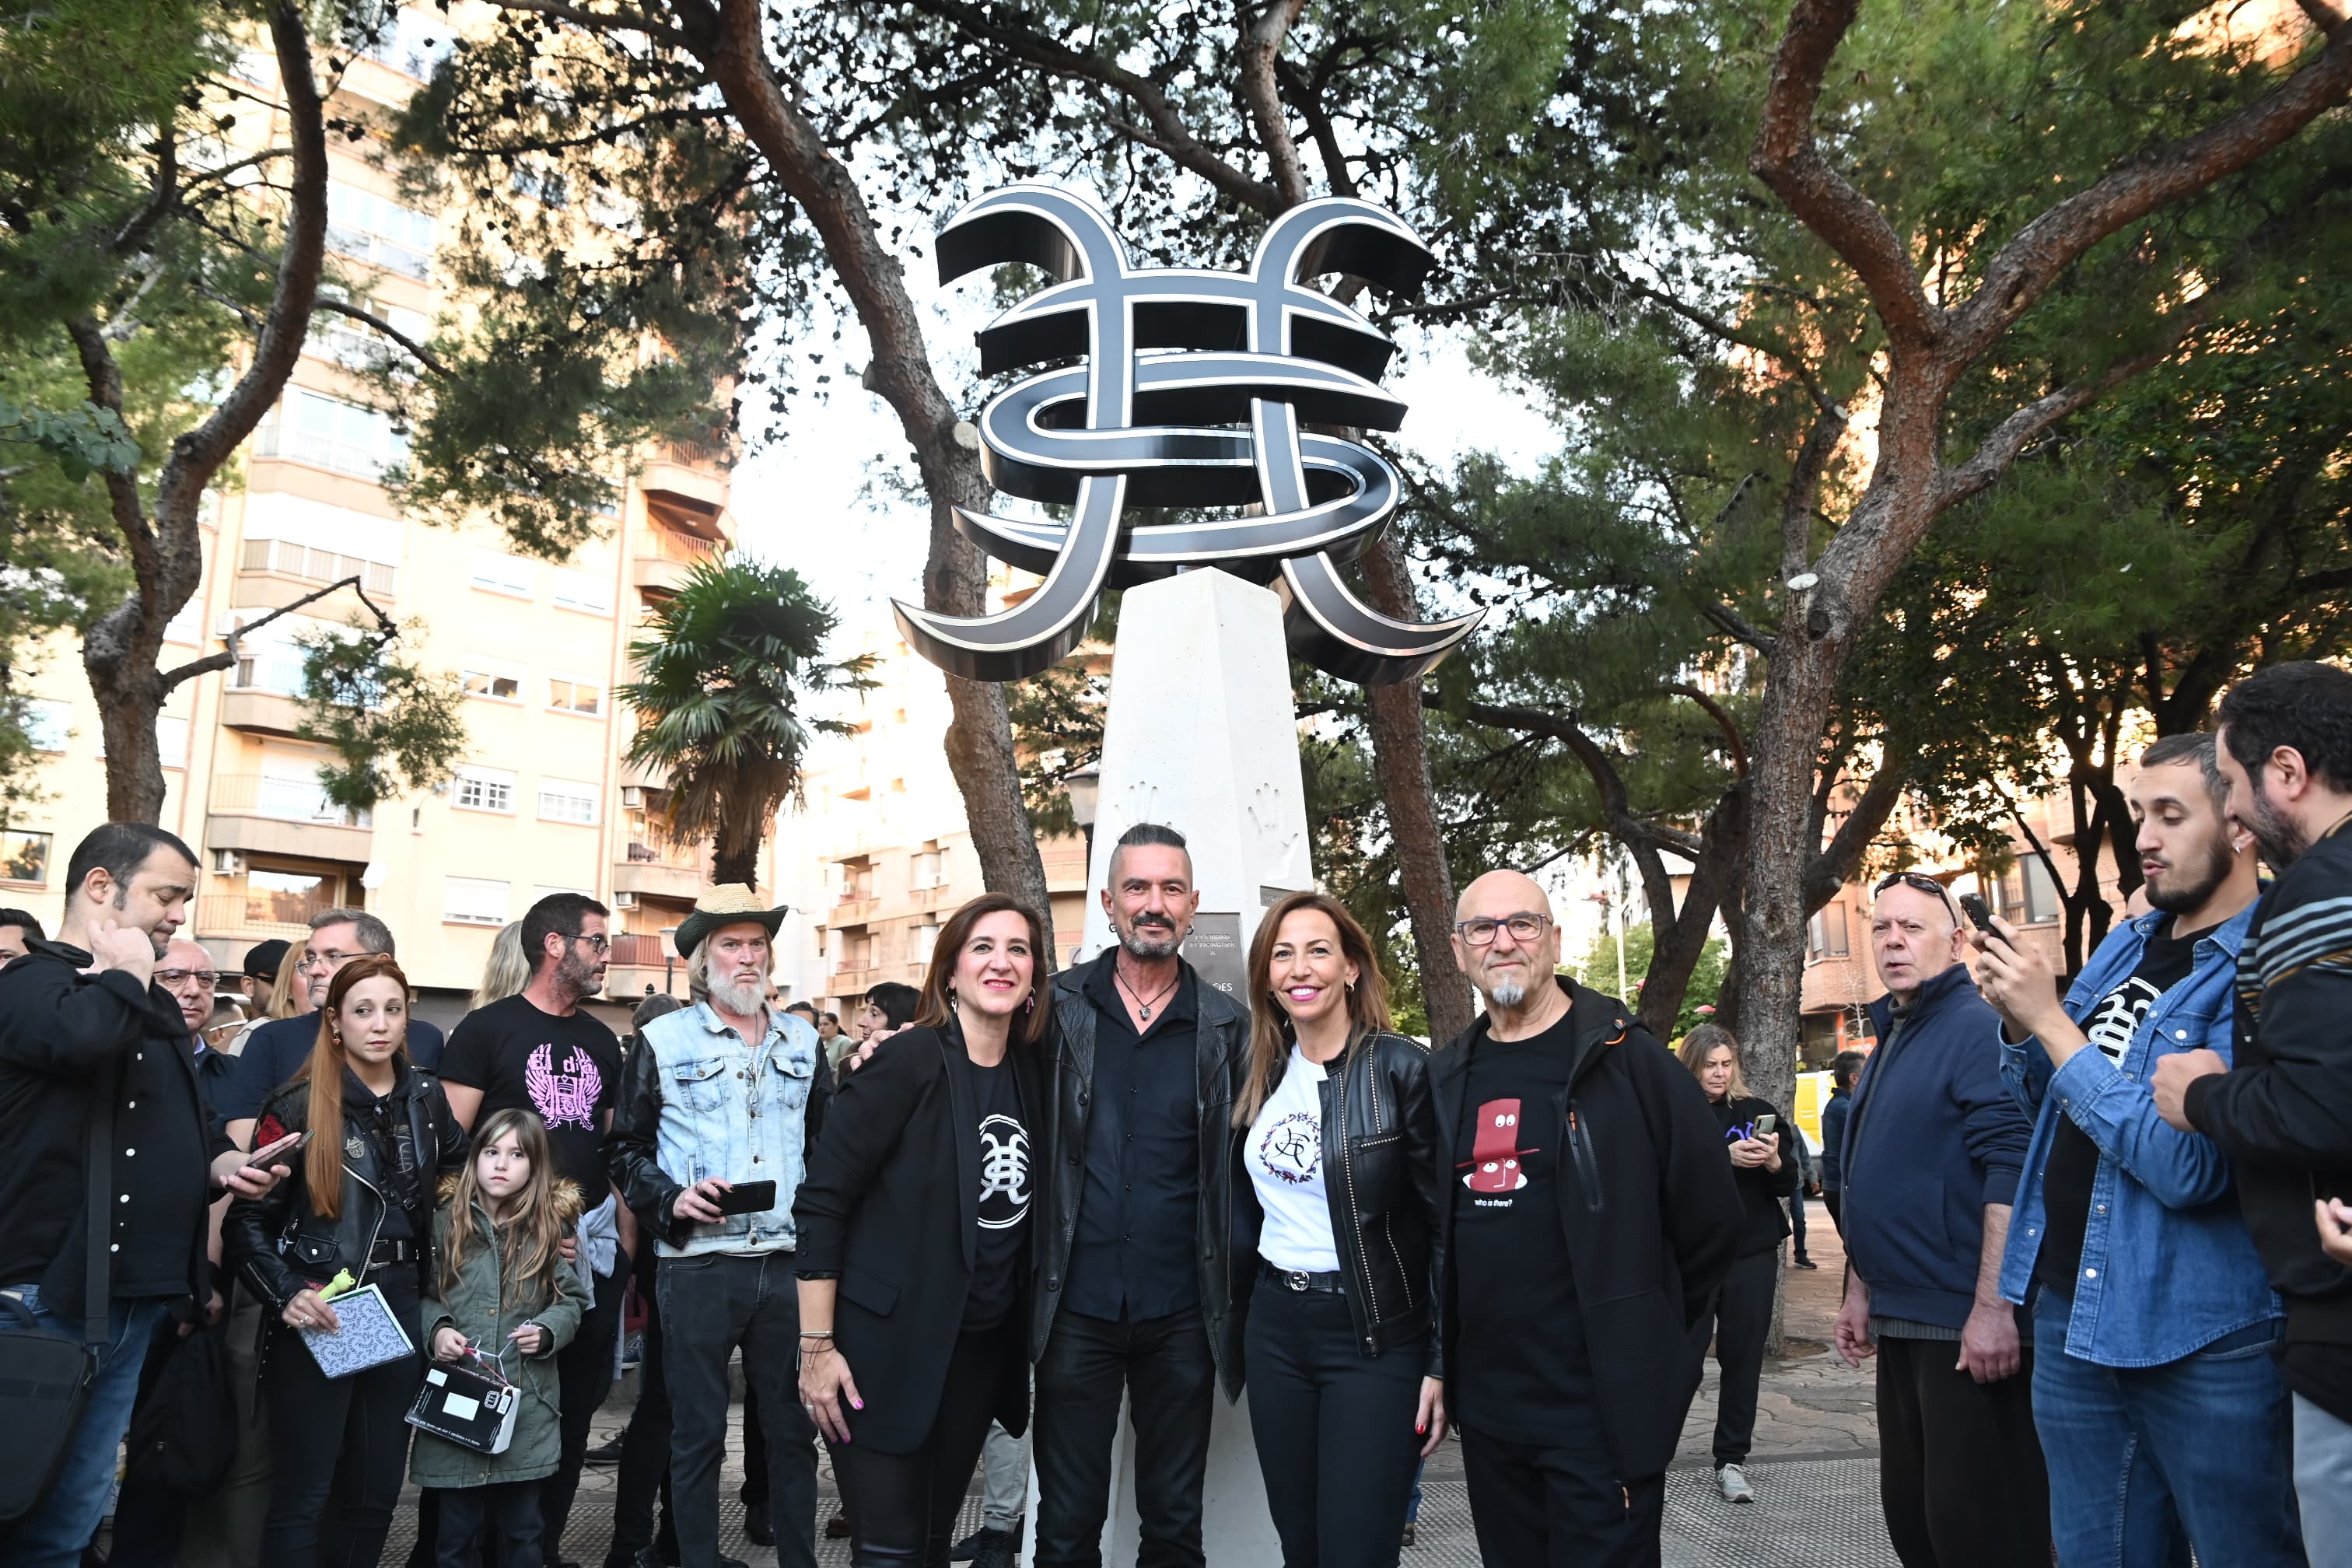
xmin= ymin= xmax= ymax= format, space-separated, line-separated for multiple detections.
xmin=962 ymin=1055 xmax=1031 ymax=1331
xmin=439 ymin=995 xmax=622 ymax=1199
xmin=1449 ymin=1013 xmax=1598 ymax=1447
xmin=2035 ymin=919 xmax=2205 ymax=1300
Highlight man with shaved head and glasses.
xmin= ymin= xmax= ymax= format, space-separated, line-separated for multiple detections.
xmin=1430 ymin=869 xmax=1738 ymax=1564
xmin=1835 ymin=869 xmax=2046 ymax=1566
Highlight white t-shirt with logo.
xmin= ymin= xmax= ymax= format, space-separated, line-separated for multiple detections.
xmin=1245 ymin=1045 xmax=1342 ymax=1273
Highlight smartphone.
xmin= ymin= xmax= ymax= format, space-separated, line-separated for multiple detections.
xmin=1957 ymin=892 xmax=1998 ymax=934
xmin=1753 ymin=1114 xmax=1777 ymax=1137
xmin=712 ymin=1179 xmax=778 ymax=1217
xmin=249 ymin=1128 xmax=311 ymax=1166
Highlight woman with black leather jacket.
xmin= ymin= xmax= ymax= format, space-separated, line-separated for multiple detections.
xmin=1229 ymin=891 xmax=1445 ymax=1568
xmin=224 ymin=954 xmax=466 ymax=1568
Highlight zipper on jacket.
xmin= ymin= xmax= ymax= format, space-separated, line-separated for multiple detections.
xmin=1567 ymin=1103 xmax=1605 ymax=1212
xmin=1336 ymin=1045 xmax=1381 ymax=1344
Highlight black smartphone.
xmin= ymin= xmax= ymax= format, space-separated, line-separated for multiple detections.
xmin=249 ymin=1128 xmax=311 ymax=1166
xmin=712 ymin=1179 xmax=778 ymax=1217
xmin=1956 ymin=892 xmax=1997 ymax=934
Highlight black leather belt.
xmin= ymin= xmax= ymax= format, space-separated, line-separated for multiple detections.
xmin=369 ymin=1237 xmax=420 ymax=1266
xmin=1261 ymin=1262 xmax=1346 ymax=1294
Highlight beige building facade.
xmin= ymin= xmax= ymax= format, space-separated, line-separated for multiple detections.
xmin=2 ymin=26 xmax=741 ymax=1025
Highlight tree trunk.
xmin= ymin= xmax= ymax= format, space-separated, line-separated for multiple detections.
xmin=699 ymin=0 xmax=1055 ymax=954
xmin=1635 ymin=785 xmax=1746 ymax=1037
xmin=1358 ymin=536 xmax=1472 ymax=1044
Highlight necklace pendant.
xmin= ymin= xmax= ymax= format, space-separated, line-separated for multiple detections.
xmin=1141 ymin=1004 xmax=1152 ymax=1020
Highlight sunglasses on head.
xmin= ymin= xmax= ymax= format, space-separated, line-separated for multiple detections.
xmin=1874 ymin=870 xmax=1959 ymax=922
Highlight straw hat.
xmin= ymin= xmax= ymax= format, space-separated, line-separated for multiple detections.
xmin=672 ymin=884 xmax=789 ymax=959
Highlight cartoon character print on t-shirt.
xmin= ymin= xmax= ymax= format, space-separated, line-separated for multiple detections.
xmin=1461 ymin=1097 xmax=1536 ymax=1199
xmin=2083 ymin=975 xmax=2165 ymax=1066
xmin=977 ymin=1113 xmax=1032 ymax=1230
xmin=1256 ymin=1111 xmax=1321 ymax=1186
xmin=523 ymin=1041 xmax=605 ymax=1132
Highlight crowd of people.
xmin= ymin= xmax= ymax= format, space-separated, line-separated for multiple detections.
xmin=0 ymin=656 xmax=2345 ymax=1568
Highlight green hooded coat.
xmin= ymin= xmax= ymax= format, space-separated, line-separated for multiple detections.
xmin=408 ymin=1180 xmax=591 ymax=1488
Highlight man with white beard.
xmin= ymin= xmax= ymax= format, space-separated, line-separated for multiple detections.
xmin=609 ymin=885 xmax=832 ymax=1568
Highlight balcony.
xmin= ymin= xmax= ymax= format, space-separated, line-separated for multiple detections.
xmin=828 ymin=896 xmax=879 ymax=929
xmin=639 ymin=441 xmax=731 ymax=517
xmin=207 ymin=774 xmax=373 ymax=862
xmin=195 ymin=894 xmax=317 ymax=942
xmin=240 ymin=537 xmax=397 ymax=600
xmin=219 ymin=687 xmax=307 ymax=737
xmin=326 ymin=223 xmax=432 ymax=282
xmin=251 ymin=421 xmax=405 ymax=479
xmin=617 ymin=841 xmax=703 ymax=901
xmin=632 ymin=523 xmax=718 ymax=596
xmin=831 ymin=965 xmax=882 ymax=996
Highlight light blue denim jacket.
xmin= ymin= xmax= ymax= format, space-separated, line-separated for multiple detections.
xmin=632 ymin=1002 xmax=824 ymax=1259
xmin=1997 ymin=905 xmax=2280 ymax=1365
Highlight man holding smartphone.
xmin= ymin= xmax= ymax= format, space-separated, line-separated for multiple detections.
xmin=1977 ymin=734 xmax=2299 ymax=1563
xmin=1835 ymin=870 xmax=2046 ymax=1566
xmin=608 ymin=885 xmax=832 ymax=1568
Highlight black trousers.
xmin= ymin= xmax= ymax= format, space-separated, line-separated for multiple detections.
xmin=1459 ymin=1420 xmax=1665 ymax=1568
xmin=656 ymin=1251 xmax=818 ymax=1568
xmin=438 ymin=1480 xmax=543 ymax=1568
xmin=1032 ymin=1305 xmax=1216 ymax=1568
xmin=1790 ymin=1191 xmax=1811 ymax=1258
xmin=740 ymin=1377 xmax=769 ymax=1510
xmin=107 ymin=1313 xmax=207 ymax=1568
xmin=543 ymin=1245 xmax=628 ymax=1555
xmin=259 ymin=1271 xmax=422 ymax=1568
xmin=1705 ymin=1248 xmax=1778 ymax=1467
xmin=1241 ymin=1281 xmax=1423 ymax=1568
xmin=1875 ymin=1333 xmax=2051 ymax=1567
xmin=1824 ymin=1190 xmax=1845 ymax=1234
xmin=829 ymin=1319 xmax=1020 ymax=1566
xmin=612 ymin=1250 xmax=675 ymax=1559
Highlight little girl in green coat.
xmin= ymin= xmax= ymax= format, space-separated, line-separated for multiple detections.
xmin=412 ymin=1107 xmax=592 ymax=1568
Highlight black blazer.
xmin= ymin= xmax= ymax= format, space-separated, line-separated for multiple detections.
xmin=793 ymin=1022 xmax=1044 ymax=1454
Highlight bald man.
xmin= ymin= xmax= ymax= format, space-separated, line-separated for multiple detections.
xmin=1430 ymin=870 xmax=1740 ymax=1566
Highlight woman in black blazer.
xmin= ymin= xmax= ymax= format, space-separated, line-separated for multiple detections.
xmin=795 ymin=891 xmax=1048 ymax=1568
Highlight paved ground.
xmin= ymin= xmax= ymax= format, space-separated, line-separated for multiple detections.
xmin=366 ymin=1202 xmax=1891 ymax=1566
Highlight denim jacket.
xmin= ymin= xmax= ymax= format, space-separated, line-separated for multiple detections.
xmin=1997 ymin=905 xmax=2280 ymax=1365
xmin=608 ymin=1002 xmax=832 ymax=1258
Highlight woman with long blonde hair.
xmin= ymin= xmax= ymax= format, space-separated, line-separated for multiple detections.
xmin=467 ymin=920 xmax=531 ymax=1012
xmin=224 ymin=954 xmax=467 ymax=1568
xmin=1230 ymin=891 xmax=1444 ymax=1568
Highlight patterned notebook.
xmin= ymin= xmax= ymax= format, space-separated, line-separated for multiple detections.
xmin=296 ymin=1283 xmax=415 ymax=1378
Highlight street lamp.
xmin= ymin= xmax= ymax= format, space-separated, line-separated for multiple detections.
xmin=1066 ymin=763 xmax=1100 ymax=866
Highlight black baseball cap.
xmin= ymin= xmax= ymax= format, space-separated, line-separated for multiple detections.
xmin=241 ymin=939 xmax=292 ymax=981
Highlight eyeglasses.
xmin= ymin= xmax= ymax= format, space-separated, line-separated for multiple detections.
xmin=1454 ymin=913 xmax=1552 ymax=948
xmin=155 ymin=968 xmax=219 ymax=989
xmin=567 ymin=933 xmax=611 ymax=954
xmin=297 ymin=949 xmax=363 ymax=972
xmin=1874 ymin=871 xmax=1959 ymax=922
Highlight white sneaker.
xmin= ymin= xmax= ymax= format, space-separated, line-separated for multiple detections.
xmin=1717 ymin=1463 xmax=1755 ymax=1503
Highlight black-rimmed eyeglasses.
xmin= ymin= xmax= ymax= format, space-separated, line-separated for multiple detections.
xmin=1454 ymin=913 xmax=1552 ymax=947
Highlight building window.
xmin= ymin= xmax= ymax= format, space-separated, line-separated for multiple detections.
xmin=548 ymin=677 xmax=602 ymax=716
xmin=453 ymin=765 xmax=516 ymax=814
xmin=912 ymin=922 xmax=941 ymax=964
xmin=257 ymin=390 xmax=410 ymax=478
xmin=537 ymin=779 xmax=597 ymax=824
xmin=326 ymin=183 xmax=435 ymax=280
xmin=157 ymin=716 xmax=189 ymax=769
xmin=509 ymin=164 xmax=569 ymax=208
xmin=305 ymin=289 xmax=431 ymax=372
xmin=912 ymin=849 xmax=943 ymax=890
xmin=550 ymin=567 xmax=612 ymax=615
xmin=460 ymin=659 xmax=523 ymax=702
xmin=2023 ymin=855 xmax=2063 ymax=924
xmin=246 ymin=865 xmax=343 ymax=927
xmin=0 ymin=828 xmax=52 ymax=884
xmin=443 ymin=876 xmax=510 ymax=926
xmin=21 ymin=698 xmax=72 ymax=754
xmin=470 ymin=550 xmax=534 ymax=599
xmin=1807 ymin=904 xmax=1849 ymax=958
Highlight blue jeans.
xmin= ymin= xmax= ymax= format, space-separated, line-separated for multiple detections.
xmin=0 ymin=1285 xmax=173 ymax=1568
xmin=2295 ymin=1393 xmax=2352 ymax=1568
xmin=2031 ymin=1290 xmax=2301 ymax=1566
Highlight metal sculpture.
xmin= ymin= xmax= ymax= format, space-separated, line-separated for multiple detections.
xmin=893 ymin=186 xmax=1483 ymax=684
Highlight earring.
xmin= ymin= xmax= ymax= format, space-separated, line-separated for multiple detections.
xmin=1024 ymin=992 xmax=1036 ymax=1015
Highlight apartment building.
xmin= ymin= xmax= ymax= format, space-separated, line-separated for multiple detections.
xmin=771 ymin=619 xmax=1093 ymax=1020
xmin=0 ymin=19 xmax=740 ymax=1026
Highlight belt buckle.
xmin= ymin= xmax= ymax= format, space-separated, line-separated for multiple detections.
xmin=1282 ymin=1269 xmax=1310 ymax=1292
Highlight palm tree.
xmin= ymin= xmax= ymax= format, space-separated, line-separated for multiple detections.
xmin=620 ymin=556 xmax=870 ymax=886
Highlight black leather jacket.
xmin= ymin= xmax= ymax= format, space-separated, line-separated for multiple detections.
xmin=1034 ymin=951 xmax=1250 ymax=1399
xmin=222 ymin=1062 xmax=465 ymax=1316
xmin=1231 ymin=1030 xmax=1445 ymax=1374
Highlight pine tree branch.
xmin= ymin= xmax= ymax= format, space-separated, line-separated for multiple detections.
xmin=310 ymin=297 xmax=450 ymax=377
xmin=161 ymin=575 xmax=396 ymax=689
xmin=1240 ymin=0 xmax=1313 ymax=205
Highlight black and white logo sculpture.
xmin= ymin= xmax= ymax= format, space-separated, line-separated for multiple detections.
xmin=893 ymin=186 xmax=1482 ymax=686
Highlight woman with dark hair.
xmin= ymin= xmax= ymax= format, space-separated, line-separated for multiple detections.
xmin=225 ymin=954 xmax=467 ymax=1568
xmin=793 ymin=893 xmax=1048 ymax=1566
xmin=1677 ymin=1022 xmax=1797 ymax=1506
xmin=1230 ymin=890 xmax=1444 ymax=1568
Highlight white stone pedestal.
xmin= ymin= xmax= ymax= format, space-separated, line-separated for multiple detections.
xmin=1024 ymin=566 xmax=1306 ymax=1566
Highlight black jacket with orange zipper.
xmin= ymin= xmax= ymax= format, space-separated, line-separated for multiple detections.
xmin=1430 ymin=977 xmax=1741 ymax=1479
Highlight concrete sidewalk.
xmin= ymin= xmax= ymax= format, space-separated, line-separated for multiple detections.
xmin=378 ymin=1200 xmax=1892 ymax=1566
